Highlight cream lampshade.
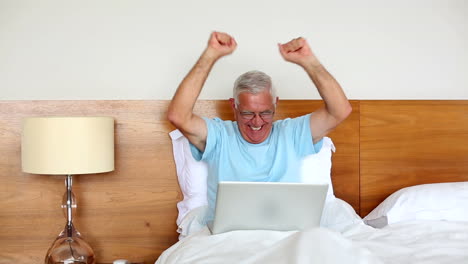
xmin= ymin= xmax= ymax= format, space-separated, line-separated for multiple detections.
xmin=22 ymin=116 xmax=114 ymax=175
xmin=21 ymin=116 xmax=115 ymax=264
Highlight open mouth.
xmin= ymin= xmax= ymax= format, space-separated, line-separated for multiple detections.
xmin=250 ymin=125 xmax=262 ymax=131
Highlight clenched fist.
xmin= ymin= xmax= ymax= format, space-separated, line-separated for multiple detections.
xmin=205 ymin=32 xmax=237 ymax=60
xmin=278 ymin=37 xmax=321 ymax=68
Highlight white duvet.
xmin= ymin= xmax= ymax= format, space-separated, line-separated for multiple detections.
xmin=156 ymin=199 xmax=468 ymax=264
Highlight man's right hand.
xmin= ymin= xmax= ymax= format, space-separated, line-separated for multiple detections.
xmin=204 ymin=32 xmax=237 ymax=60
xmin=168 ymin=31 xmax=236 ymax=152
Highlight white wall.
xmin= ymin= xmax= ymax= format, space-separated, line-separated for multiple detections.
xmin=1 ymin=0 xmax=467 ymax=100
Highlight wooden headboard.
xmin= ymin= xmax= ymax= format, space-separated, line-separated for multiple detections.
xmin=1 ymin=100 xmax=467 ymax=263
xmin=359 ymin=101 xmax=468 ymax=215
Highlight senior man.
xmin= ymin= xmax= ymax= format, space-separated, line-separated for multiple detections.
xmin=168 ymin=32 xmax=351 ymax=220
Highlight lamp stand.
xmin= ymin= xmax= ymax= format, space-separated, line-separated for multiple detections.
xmin=45 ymin=175 xmax=96 ymax=264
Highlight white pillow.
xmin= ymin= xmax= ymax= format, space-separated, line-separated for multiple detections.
xmin=300 ymin=137 xmax=336 ymax=199
xmin=169 ymin=129 xmax=208 ymax=226
xmin=364 ymin=181 xmax=468 ymax=228
xmin=170 ymin=129 xmax=336 ymax=231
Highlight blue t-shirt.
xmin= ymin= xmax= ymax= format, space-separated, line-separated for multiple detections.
xmin=190 ymin=114 xmax=323 ymax=220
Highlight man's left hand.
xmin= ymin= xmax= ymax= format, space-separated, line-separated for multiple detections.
xmin=278 ymin=37 xmax=321 ymax=68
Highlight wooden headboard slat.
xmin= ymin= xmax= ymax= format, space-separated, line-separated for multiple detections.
xmin=360 ymin=100 xmax=468 ymax=216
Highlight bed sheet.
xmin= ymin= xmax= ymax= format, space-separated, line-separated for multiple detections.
xmin=156 ymin=225 xmax=380 ymax=264
xmin=156 ymin=199 xmax=468 ymax=264
xmin=157 ymin=221 xmax=468 ymax=264
xmin=345 ymin=220 xmax=468 ymax=264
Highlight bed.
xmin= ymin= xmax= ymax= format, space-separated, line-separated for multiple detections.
xmin=1 ymin=100 xmax=467 ymax=263
xmin=156 ymin=185 xmax=468 ymax=264
xmin=156 ymin=100 xmax=468 ymax=264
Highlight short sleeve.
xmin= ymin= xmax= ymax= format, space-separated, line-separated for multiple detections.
xmin=189 ymin=117 xmax=223 ymax=162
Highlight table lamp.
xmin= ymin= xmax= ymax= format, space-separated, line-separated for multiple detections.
xmin=22 ymin=116 xmax=115 ymax=264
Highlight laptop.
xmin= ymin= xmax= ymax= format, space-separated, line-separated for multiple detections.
xmin=209 ymin=181 xmax=329 ymax=234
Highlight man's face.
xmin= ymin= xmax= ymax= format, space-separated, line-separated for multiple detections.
xmin=231 ymin=90 xmax=277 ymax=144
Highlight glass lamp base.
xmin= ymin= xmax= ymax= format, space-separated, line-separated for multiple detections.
xmin=45 ymin=223 xmax=95 ymax=264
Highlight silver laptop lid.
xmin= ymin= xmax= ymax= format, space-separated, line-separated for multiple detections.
xmin=211 ymin=181 xmax=329 ymax=234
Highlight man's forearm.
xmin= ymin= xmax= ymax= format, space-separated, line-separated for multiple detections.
xmin=168 ymin=52 xmax=217 ymax=125
xmin=303 ymin=62 xmax=351 ymax=121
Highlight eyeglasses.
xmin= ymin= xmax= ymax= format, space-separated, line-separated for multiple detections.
xmin=239 ymin=110 xmax=275 ymax=121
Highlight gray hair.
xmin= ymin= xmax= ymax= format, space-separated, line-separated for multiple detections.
xmin=233 ymin=70 xmax=277 ymax=106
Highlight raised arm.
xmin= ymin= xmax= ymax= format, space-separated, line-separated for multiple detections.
xmin=278 ymin=37 xmax=351 ymax=144
xmin=167 ymin=32 xmax=237 ymax=151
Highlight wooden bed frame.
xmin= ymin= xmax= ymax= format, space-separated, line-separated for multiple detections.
xmin=1 ymin=100 xmax=467 ymax=263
